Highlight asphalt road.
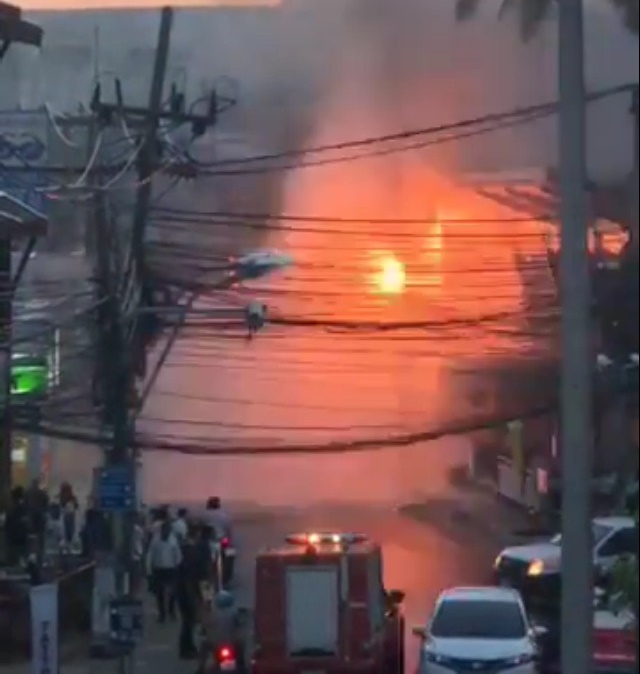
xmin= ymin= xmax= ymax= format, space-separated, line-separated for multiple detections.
xmin=118 ymin=501 xmax=496 ymax=674
xmin=228 ymin=503 xmax=497 ymax=674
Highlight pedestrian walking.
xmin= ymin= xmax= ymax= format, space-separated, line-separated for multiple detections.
xmin=205 ymin=497 xmax=231 ymax=540
xmin=173 ymin=507 xmax=188 ymax=543
xmin=148 ymin=505 xmax=169 ymax=545
xmin=81 ymin=496 xmax=111 ymax=557
xmin=25 ymin=478 xmax=49 ymax=558
xmin=4 ymin=486 xmax=29 ymax=564
xmin=175 ymin=523 xmax=203 ymax=659
xmin=58 ymin=482 xmax=80 ymax=549
xmin=146 ymin=519 xmax=181 ymax=623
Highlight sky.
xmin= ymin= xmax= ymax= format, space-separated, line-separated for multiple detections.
xmin=20 ymin=0 xmax=281 ymax=9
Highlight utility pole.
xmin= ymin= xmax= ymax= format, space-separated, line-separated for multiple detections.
xmin=0 ymin=3 xmax=43 ymax=512
xmin=131 ymin=6 xmax=173 ymax=274
xmin=110 ymin=5 xmax=173 ymax=601
xmin=558 ymin=2 xmax=594 ymax=674
xmin=92 ymin=9 xmax=175 ymax=673
xmin=0 ymin=235 xmax=11 ymax=511
xmin=631 ymin=86 xmax=639 ymax=253
xmin=86 ymin=11 xmax=218 ymax=663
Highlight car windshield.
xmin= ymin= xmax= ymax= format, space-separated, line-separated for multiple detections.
xmin=430 ymin=599 xmax=526 ymax=640
xmin=550 ymin=522 xmax=612 ymax=547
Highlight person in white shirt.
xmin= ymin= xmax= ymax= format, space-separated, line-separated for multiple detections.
xmin=172 ymin=508 xmax=188 ymax=543
xmin=205 ymin=497 xmax=231 ymax=540
xmin=147 ymin=520 xmax=182 ymax=622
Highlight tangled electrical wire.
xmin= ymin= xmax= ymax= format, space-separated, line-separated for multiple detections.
xmin=12 ymin=80 xmax=636 ymax=456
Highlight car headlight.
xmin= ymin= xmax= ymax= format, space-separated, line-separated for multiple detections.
xmin=494 ymin=554 xmax=503 ymax=570
xmin=424 ymin=651 xmax=453 ymax=665
xmin=505 ymin=653 xmax=535 ymax=666
xmin=527 ymin=559 xmax=545 ymax=576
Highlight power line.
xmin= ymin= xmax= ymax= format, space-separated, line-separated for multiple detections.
xmin=14 ymin=400 xmax=556 ymax=455
xmin=186 ymin=82 xmax=634 ymax=169
xmin=152 ymin=208 xmax=552 ymax=226
xmin=138 ymin=402 xmax=556 ymax=455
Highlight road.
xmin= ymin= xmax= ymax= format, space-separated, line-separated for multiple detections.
xmin=42 ymin=94 xmax=550 ymax=674
xmin=229 ymin=503 xmax=498 ymax=674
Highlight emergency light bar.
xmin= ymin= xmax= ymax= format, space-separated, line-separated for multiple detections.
xmin=286 ymin=532 xmax=367 ymax=546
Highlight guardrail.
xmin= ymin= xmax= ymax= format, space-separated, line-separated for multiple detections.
xmin=0 ymin=559 xmax=94 ymax=661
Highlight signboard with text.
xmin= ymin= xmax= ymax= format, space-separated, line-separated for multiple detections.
xmin=29 ymin=583 xmax=58 ymax=674
xmin=0 ymin=110 xmax=49 ymax=213
xmin=97 ymin=465 xmax=136 ymax=512
xmin=109 ymin=596 xmax=143 ymax=647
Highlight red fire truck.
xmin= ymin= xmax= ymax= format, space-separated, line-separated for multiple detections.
xmin=251 ymin=532 xmax=405 ymax=674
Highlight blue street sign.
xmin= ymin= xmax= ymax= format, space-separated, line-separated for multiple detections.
xmin=97 ymin=465 xmax=136 ymax=512
xmin=109 ymin=596 xmax=143 ymax=647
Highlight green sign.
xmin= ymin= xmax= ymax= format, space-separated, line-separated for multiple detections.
xmin=11 ymin=357 xmax=49 ymax=396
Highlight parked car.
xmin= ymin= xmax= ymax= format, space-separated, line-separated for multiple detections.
xmin=493 ymin=516 xmax=636 ymax=612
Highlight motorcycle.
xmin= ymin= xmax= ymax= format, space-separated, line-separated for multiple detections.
xmin=201 ymin=641 xmax=242 ymax=673
xmin=219 ymin=535 xmax=236 ymax=587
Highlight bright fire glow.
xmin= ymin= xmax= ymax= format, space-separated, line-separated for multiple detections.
xmin=375 ymin=256 xmax=406 ymax=295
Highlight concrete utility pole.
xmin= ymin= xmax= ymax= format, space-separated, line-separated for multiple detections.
xmin=558 ymin=1 xmax=594 ymax=673
xmin=631 ymin=86 xmax=639 ymax=252
xmin=0 ymin=3 xmax=43 ymax=512
xmin=131 ymin=6 xmax=173 ymax=272
xmin=86 ymin=13 xmax=218 ymax=661
xmin=103 ymin=12 xmax=173 ymax=674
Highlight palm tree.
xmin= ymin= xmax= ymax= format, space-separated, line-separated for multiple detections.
xmin=455 ymin=0 xmax=638 ymax=41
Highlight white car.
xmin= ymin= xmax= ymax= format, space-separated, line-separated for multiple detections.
xmin=494 ymin=516 xmax=636 ymax=590
xmin=413 ymin=586 xmax=543 ymax=674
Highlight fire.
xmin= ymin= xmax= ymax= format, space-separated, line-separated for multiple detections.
xmin=375 ymin=255 xmax=406 ymax=295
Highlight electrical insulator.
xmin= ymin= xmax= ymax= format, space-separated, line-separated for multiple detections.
xmin=245 ymin=301 xmax=267 ymax=338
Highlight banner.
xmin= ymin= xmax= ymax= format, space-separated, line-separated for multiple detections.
xmin=29 ymin=583 xmax=59 ymax=674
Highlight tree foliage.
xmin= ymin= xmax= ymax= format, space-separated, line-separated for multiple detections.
xmin=610 ymin=495 xmax=639 ymax=618
xmin=455 ymin=0 xmax=638 ymax=40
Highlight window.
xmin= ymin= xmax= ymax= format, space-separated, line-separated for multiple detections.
xmin=430 ymin=600 xmax=526 ymax=640
xmin=551 ymin=521 xmax=612 ymax=548
xmin=598 ymin=528 xmax=636 ymax=558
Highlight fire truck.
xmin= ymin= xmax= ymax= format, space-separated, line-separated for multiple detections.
xmin=251 ymin=532 xmax=405 ymax=674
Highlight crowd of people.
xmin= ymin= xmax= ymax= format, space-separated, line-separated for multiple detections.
xmin=3 ymin=479 xmax=98 ymax=566
xmin=144 ymin=497 xmax=244 ymax=671
xmin=3 ymin=482 xmax=242 ymax=672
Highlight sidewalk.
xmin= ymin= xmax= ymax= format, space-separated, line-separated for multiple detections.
xmin=398 ymin=465 xmax=548 ymax=552
xmin=3 ymin=596 xmax=194 ymax=674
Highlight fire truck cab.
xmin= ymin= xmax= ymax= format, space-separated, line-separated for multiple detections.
xmin=251 ymin=532 xmax=405 ymax=674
